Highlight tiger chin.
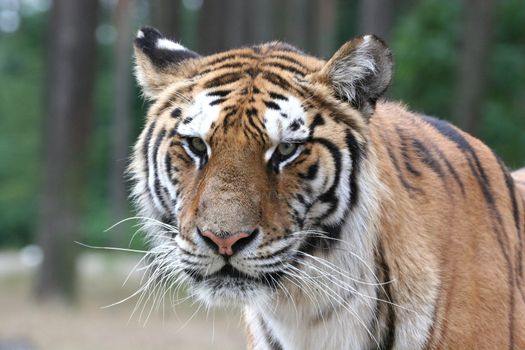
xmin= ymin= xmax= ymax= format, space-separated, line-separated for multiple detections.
xmin=129 ymin=26 xmax=525 ymax=349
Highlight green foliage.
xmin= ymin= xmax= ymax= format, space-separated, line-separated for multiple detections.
xmin=389 ymin=0 xmax=525 ymax=166
xmin=389 ymin=0 xmax=461 ymax=118
xmin=481 ymin=0 xmax=525 ymax=167
xmin=0 ymin=14 xmax=46 ymax=246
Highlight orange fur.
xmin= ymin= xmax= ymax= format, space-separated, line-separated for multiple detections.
xmin=131 ymin=27 xmax=525 ymax=349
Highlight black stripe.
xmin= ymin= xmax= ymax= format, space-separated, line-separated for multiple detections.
xmin=143 ymin=122 xmax=157 ymax=175
xmin=263 ymin=61 xmax=306 ymax=76
xmin=206 ymin=89 xmax=231 ymax=97
xmin=411 ymin=138 xmax=454 ymax=194
xmin=423 ymin=116 xmax=498 ymax=210
xmin=308 ymin=113 xmax=325 ymax=137
xmin=203 ymin=72 xmax=243 ymax=89
xmin=397 ymin=127 xmax=421 ymax=177
xmin=269 ymin=92 xmax=288 ymax=101
xmin=261 ymin=71 xmax=292 ymax=90
xmin=244 ymin=117 xmax=266 ymax=143
xmin=288 ymin=120 xmax=300 ymax=131
xmin=423 ymin=116 xmax=515 ymax=348
xmin=258 ymin=316 xmax=283 ymax=350
xmin=311 ymin=137 xmax=343 ymax=221
xmin=382 ymin=136 xmax=422 ymax=194
xmin=221 ymin=107 xmax=239 ymax=134
xmin=244 ymin=244 xmax=292 ymax=261
xmin=212 ymin=62 xmax=248 ymax=71
xmin=264 ymin=100 xmax=280 ymax=110
xmin=432 ymin=144 xmax=466 ymax=195
xmin=142 ymin=122 xmax=157 ymax=207
xmin=299 ymin=162 xmax=319 ymax=180
xmin=377 ymin=243 xmax=396 ymax=350
xmin=412 ymin=138 xmax=444 ymax=179
xmin=245 ymin=107 xmax=258 ymax=117
xmin=203 ymin=53 xmax=256 ymax=68
xmin=209 ymin=98 xmax=225 ymax=106
xmin=164 ymin=153 xmax=178 ymax=185
xmin=171 ymin=108 xmax=182 ymax=118
xmin=267 ymin=53 xmax=306 ymax=68
xmin=346 ymin=130 xmax=363 ymax=210
xmin=152 ymin=128 xmax=170 ymax=212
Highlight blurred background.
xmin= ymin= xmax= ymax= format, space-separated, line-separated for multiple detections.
xmin=0 ymin=0 xmax=524 ymax=349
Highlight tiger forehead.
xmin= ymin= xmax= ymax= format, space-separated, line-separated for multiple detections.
xmin=195 ymin=43 xmax=324 ymax=79
xmin=175 ymin=85 xmax=310 ymax=147
xmin=171 ymin=45 xmax=324 ymax=144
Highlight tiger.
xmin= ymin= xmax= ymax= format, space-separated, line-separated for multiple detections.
xmin=129 ymin=26 xmax=525 ymax=349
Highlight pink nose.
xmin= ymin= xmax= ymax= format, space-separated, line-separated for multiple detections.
xmin=200 ymin=230 xmax=251 ymax=256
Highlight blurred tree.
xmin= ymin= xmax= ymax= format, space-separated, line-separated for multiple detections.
xmin=224 ymin=0 xmax=246 ymax=48
xmin=1 ymin=0 xmax=524 ymax=251
xmin=358 ymin=0 xmax=395 ymax=41
xmin=284 ymin=0 xmax=310 ymax=49
xmin=109 ymin=0 xmax=135 ymax=245
xmin=453 ymin=0 xmax=497 ymax=135
xmin=310 ymin=0 xmax=337 ymax=57
xmin=35 ymin=0 xmax=99 ymax=302
xmin=199 ymin=0 xmax=225 ymax=53
xmin=245 ymin=0 xmax=275 ymax=44
xmin=151 ymin=0 xmax=181 ymax=39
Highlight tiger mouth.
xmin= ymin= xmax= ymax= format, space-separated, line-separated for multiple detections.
xmin=186 ymin=264 xmax=283 ymax=289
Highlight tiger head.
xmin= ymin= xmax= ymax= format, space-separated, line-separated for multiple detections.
xmin=130 ymin=26 xmax=392 ymax=306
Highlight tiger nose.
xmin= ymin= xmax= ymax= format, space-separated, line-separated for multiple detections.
xmin=199 ymin=229 xmax=258 ymax=256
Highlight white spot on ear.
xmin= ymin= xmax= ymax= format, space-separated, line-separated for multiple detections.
xmin=156 ymin=38 xmax=187 ymax=51
xmin=136 ymin=29 xmax=144 ymax=38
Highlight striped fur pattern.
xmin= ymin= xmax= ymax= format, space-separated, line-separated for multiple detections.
xmin=129 ymin=26 xmax=525 ymax=349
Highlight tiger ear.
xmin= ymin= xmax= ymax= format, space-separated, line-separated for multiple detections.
xmin=316 ymin=35 xmax=393 ymax=118
xmin=133 ymin=26 xmax=200 ymax=100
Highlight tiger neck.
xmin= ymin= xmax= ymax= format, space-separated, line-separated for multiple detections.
xmin=246 ymin=154 xmax=389 ymax=350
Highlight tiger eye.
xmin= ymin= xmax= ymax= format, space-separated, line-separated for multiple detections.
xmin=190 ymin=137 xmax=207 ymax=154
xmin=277 ymin=142 xmax=298 ymax=157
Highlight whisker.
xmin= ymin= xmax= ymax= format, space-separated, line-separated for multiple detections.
xmin=74 ymin=241 xmax=148 ymax=254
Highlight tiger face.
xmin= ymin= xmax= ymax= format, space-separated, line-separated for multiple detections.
xmin=131 ymin=27 xmax=391 ymax=306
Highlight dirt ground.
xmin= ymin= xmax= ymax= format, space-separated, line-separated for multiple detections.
xmin=0 ymin=251 xmax=245 ymax=350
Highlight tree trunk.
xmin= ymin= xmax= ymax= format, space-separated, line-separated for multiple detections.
xmin=358 ymin=0 xmax=395 ymax=41
xmin=454 ymin=0 xmax=497 ymax=134
xmin=35 ymin=0 xmax=98 ymax=303
xmin=223 ymin=0 xmax=246 ymax=49
xmin=284 ymin=0 xmax=310 ymax=49
xmin=198 ymin=0 xmax=226 ymax=54
xmin=109 ymin=0 xmax=134 ymax=246
xmin=245 ymin=0 xmax=275 ymax=45
xmin=310 ymin=0 xmax=336 ymax=57
xmin=151 ymin=0 xmax=181 ymax=39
